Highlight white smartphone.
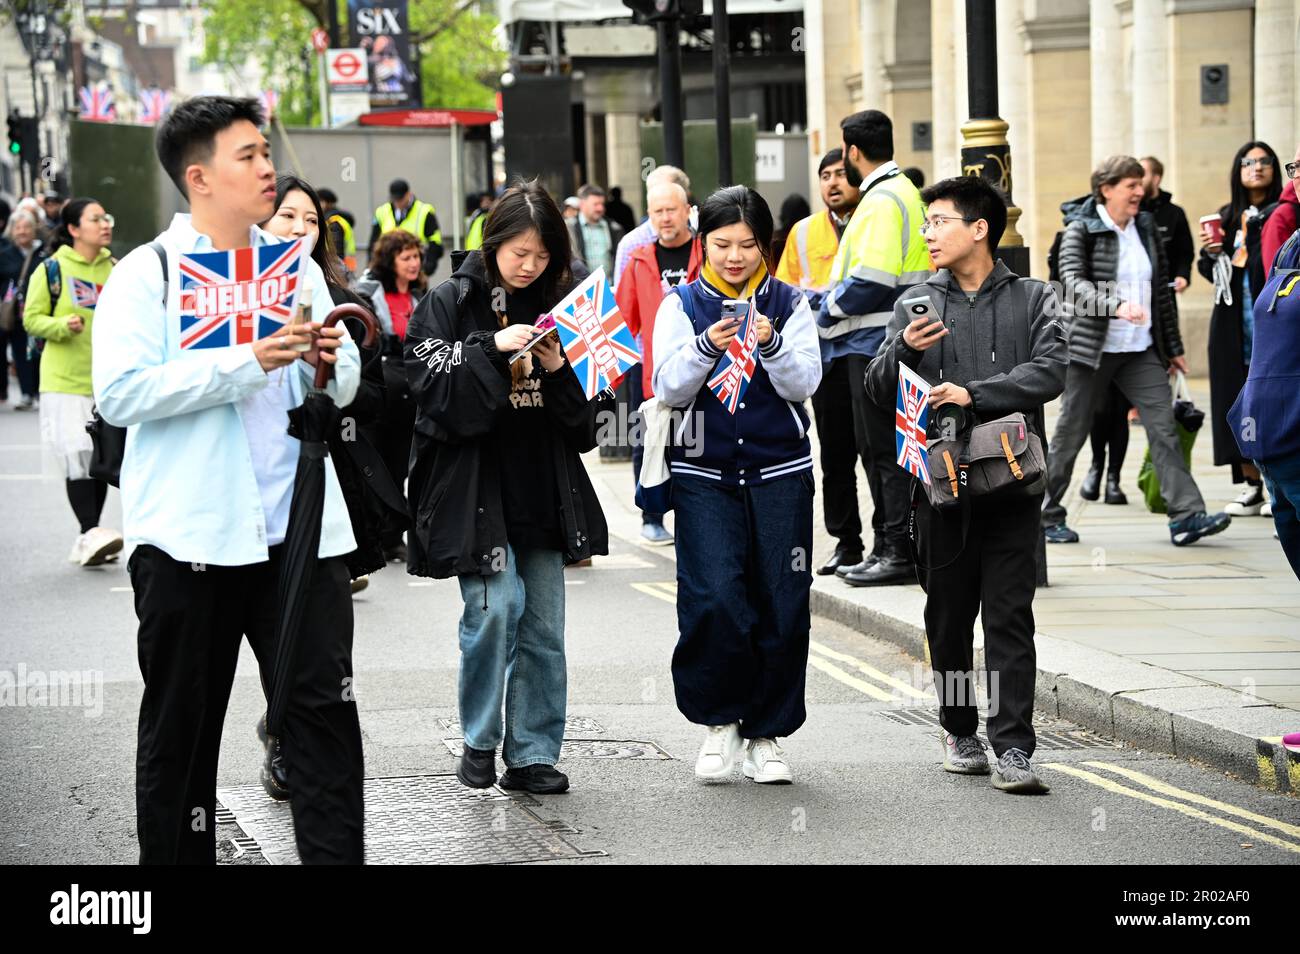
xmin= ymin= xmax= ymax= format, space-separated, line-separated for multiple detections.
xmin=901 ymin=296 xmax=939 ymax=325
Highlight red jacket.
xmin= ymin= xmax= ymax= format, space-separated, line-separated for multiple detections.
xmin=1263 ymin=180 xmax=1298 ymax=278
xmin=615 ymin=236 xmax=703 ymax=397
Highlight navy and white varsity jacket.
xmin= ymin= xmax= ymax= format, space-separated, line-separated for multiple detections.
xmin=650 ymin=270 xmax=823 ymax=487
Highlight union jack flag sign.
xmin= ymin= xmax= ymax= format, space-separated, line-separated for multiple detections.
xmin=138 ymin=88 xmax=172 ymax=124
xmin=70 ymin=277 xmax=102 ymax=311
xmin=552 ymin=268 xmax=641 ymax=400
xmin=177 ymin=238 xmax=307 ymax=350
xmin=896 ymin=363 xmax=931 ymax=484
xmin=79 ymin=86 xmax=117 ymax=122
xmin=707 ymin=300 xmax=759 ymax=415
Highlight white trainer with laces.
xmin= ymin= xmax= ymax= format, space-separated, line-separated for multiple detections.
xmin=694 ymin=723 xmax=742 ymax=782
xmin=79 ymin=527 xmax=124 ymax=567
xmin=742 ymin=738 xmax=792 ymax=784
xmin=1225 ymin=485 xmax=1264 ymax=516
xmin=68 ymin=533 xmax=87 ymax=563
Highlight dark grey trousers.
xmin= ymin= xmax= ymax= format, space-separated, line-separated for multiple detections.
xmin=1043 ymin=347 xmax=1205 ymax=526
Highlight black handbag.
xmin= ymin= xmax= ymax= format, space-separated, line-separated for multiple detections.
xmin=84 ymin=241 xmax=168 ymax=488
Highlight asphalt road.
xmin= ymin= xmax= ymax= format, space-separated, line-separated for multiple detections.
xmin=1 ymin=405 xmax=1298 ymax=866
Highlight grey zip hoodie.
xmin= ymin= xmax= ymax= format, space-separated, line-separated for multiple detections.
xmin=865 ymin=260 xmax=1069 ymax=442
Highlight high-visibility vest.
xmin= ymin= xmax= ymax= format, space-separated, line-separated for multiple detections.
xmin=465 ymin=210 xmax=487 ymax=250
xmin=375 ymin=199 xmax=441 ymax=246
xmin=774 ymin=209 xmax=845 ymax=292
xmin=329 ymin=213 xmax=357 ymax=270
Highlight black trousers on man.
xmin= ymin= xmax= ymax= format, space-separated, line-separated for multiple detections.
xmin=858 ymin=362 xmax=913 ymax=559
xmin=914 ymin=489 xmax=1042 ymax=757
xmin=129 ymin=544 xmax=365 ymax=864
xmin=810 ymin=355 xmax=871 ymax=553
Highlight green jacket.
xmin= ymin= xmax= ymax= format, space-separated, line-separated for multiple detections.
xmin=22 ymin=244 xmax=115 ymax=395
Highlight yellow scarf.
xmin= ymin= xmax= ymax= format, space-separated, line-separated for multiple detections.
xmin=702 ymin=257 xmax=768 ymax=302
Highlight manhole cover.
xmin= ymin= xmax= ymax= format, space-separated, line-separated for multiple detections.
xmin=441 ymin=738 xmax=673 ymax=760
xmin=438 ymin=715 xmax=606 ymax=735
xmin=217 ymin=774 xmax=604 ymax=865
xmin=876 ymin=707 xmax=1119 ymax=750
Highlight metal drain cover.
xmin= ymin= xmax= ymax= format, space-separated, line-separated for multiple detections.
xmin=441 ymin=738 xmax=673 ymax=760
xmin=216 ymin=774 xmax=604 ymax=865
xmin=876 ymin=707 xmax=1119 ymax=750
xmin=438 ymin=715 xmax=606 ymax=735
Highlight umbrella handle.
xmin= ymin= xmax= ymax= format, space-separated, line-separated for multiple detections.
xmin=314 ymin=303 xmax=381 ymax=389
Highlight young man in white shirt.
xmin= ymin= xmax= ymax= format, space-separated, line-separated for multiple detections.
xmin=93 ymin=96 xmax=364 ymax=864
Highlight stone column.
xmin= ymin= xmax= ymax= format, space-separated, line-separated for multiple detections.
xmin=1130 ymin=0 xmax=1170 ymax=162
xmin=1089 ymin=0 xmax=1129 ymax=162
xmin=1253 ymin=0 xmax=1298 ymax=154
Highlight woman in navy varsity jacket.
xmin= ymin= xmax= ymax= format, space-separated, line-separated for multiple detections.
xmin=651 ymin=186 xmax=823 ymax=784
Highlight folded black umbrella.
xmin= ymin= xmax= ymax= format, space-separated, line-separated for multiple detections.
xmin=267 ymin=303 xmax=379 ymax=739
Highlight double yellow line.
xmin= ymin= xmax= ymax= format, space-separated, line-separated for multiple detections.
xmin=1041 ymin=761 xmax=1300 ymax=856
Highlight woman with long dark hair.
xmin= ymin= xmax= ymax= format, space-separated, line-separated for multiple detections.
xmin=651 ymin=185 xmax=822 ymax=784
xmin=22 ymin=197 xmax=121 ymax=566
xmin=357 ymin=229 xmax=426 ymax=561
xmin=404 ymin=178 xmax=610 ymax=795
xmin=1198 ymin=140 xmax=1284 ymax=515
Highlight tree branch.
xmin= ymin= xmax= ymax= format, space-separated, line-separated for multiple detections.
xmin=411 ymin=0 xmax=477 ymax=46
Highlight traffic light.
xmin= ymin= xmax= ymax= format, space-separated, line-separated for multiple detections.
xmin=622 ymin=0 xmax=703 ymax=24
xmin=7 ymin=112 xmax=20 ymax=157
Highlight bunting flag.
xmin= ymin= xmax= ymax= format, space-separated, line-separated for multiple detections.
xmin=78 ymin=85 xmax=116 ymax=122
xmin=138 ymin=88 xmax=172 ymax=124
xmin=551 ymin=268 xmax=641 ymax=400
xmin=896 ymin=362 xmax=931 ymax=484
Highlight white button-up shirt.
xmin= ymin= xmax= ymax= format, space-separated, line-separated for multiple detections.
xmin=92 ymin=214 xmax=359 ymax=566
xmin=1097 ymin=203 xmax=1154 ymax=354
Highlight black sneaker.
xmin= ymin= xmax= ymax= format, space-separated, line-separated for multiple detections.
xmin=498 ymin=764 xmax=570 ymax=794
xmin=1169 ymin=510 xmax=1232 ymax=547
xmin=818 ymin=545 xmax=863 ymax=576
xmin=255 ymin=714 xmax=290 ymax=800
xmin=457 ymin=745 xmax=498 ymax=789
xmin=1043 ymin=523 xmax=1079 ymax=543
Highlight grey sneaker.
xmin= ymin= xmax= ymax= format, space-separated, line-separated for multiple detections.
xmin=991 ymin=748 xmax=1051 ymax=794
xmin=940 ymin=731 xmax=990 ymax=775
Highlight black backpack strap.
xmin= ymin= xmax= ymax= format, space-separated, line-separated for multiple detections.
xmin=148 ymin=240 xmax=169 ymax=303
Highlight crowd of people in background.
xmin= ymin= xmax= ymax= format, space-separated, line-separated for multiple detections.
xmin=2 ymin=88 xmax=1298 ymax=865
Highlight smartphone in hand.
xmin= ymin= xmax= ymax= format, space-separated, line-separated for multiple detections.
xmin=720 ymin=299 xmax=747 ymax=326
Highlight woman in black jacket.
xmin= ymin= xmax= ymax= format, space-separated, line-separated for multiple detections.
xmin=1197 ymin=140 xmax=1283 ymax=514
xmin=404 ymin=179 xmax=610 ymax=796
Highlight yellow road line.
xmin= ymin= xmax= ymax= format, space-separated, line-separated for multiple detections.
xmin=810 ymin=641 xmax=929 ymax=699
xmin=631 ymin=582 xmax=677 ymax=604
xmin=1081 ymin=761 xmax=1300 ymax=840
xmin=1041 ymin=763 xmax=1300 ymax=856
xmin=807 ymin=656 xmax=894 ymax=701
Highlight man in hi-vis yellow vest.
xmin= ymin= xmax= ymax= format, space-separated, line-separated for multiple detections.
xmin=370 ymin=177 xmax=443 ymax=275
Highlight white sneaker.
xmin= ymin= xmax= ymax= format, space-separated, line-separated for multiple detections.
xmin=1261 ymin=500 xmax=1273 ymax=518
xmin=1225 ymin=485 xmax=1264 ymax=516
xmin=694 ymin=723 xmax=742 ymax=782
xmin=79 ymin=527 xmax=124 ymax=567
xmin=68 ymin=534 xmax=87 ymax=563
xmin=742 ymin=738 xmax=793 ymax=784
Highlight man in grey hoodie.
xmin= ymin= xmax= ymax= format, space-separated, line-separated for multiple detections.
xmin=866 ymin=176 xmax=1068 ymax=794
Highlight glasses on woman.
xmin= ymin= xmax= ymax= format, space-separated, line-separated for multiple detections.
xmin=86 ymin=213 xmax=115 ymax=226
xmin=918 ymin=214 xmax=976 ymax=236
xmin=1239 ymin=156 xmax=1274 ymax=170
xmin=1286 ymin=161 xmax=1300 ymax=180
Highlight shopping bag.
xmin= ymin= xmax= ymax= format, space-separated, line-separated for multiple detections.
xmin=1137 ymin=372 xmax=1203 ymax=514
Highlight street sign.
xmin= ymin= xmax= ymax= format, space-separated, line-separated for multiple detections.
xmin=326 ymin=48 xmax=369 ymax=93
xmin=755 ymin=139 xmax=785 ymax=182
xmin=311 ymin=27 xmax=329 ymax=54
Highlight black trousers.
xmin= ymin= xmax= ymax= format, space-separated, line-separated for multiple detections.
xmin=129 ymin=544 xmax=364 ymax=864
xmin=1087 ymin=382 xmax=1131 ymax=477
xmin=810 ymin=354 xmax=871 ymax=553
xmin=857 ymin=357 xmax=912 ymax=556
xmin=915 ymin=490 xmax=1042 ymax=757
xmin=378 ymin=355 xmax=415 ymax=547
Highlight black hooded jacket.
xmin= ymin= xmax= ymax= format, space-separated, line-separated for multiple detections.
xmin=403 ymin=251 xmax=610 ymax=579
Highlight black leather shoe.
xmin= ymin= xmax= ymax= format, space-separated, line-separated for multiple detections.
xmin=835 ymin=551 xmax=880 ymax=579
xmin=457 ymin=745 xmax=497 ymax=789
xmin=842 ymin=556 xmax=914 ymax=587
xmin=818 ymin=545 xmax=863 ymax=576
xmin=261 ymin=736 xmax=291 ymax=801
xmin=1079 ymin=461 xmax=1103 ymax=501
xmin=1104 ymin=475 xmax=1128 ymax=505
xmin=499 ymin=764 xmax=570 ymax=794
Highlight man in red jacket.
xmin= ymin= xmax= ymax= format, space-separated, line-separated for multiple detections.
xmin=1262 ymin=142 xmax=1299 ymax=277
xmin=615 ymin=180 xmax=702 ymax=545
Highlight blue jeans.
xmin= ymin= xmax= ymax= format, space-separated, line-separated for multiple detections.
xmin=671 ymin=472 xmax=814 ymax=739
xmin=456 ymin=545 xmax=567 ymax=767
xmin=1259 ymin=454 xmax=1300 ymax=581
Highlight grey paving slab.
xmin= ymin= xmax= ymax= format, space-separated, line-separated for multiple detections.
xmin=1185 ymin=670 xmax=1300 ymax=686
